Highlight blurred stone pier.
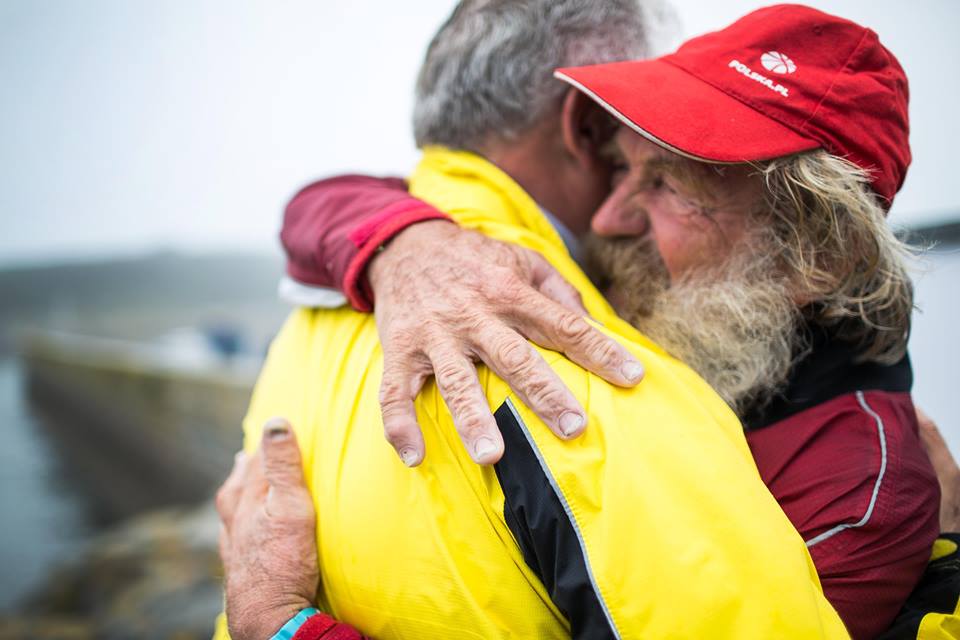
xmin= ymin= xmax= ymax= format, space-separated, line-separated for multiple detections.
xmin=0 ymin=252 xmax=289 ymax=640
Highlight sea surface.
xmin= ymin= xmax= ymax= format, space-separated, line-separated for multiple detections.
xmin=0 ymin=357 xmax=93 ymax=611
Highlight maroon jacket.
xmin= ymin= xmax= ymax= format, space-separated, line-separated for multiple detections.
xmin=290 ymin=613 xmax=366 ymax=640
xmin=279 ymin=176 xmax=940 ymax=640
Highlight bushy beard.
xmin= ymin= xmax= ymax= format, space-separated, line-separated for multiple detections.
xmin=584 ymin=233 xmax=803 ymax=418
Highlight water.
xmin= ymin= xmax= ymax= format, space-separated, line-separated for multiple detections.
xmin=0 ymin=358 xmax=93 ymax=611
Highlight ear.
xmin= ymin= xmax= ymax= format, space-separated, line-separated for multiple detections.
xmin=559 ymin=88 xmax=616 ymax=169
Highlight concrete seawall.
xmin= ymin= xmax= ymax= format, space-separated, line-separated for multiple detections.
xmin=19 ymin=330 xmax=257 ymax=523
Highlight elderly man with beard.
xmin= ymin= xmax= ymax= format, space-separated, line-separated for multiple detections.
xmin=255 ymin=4 xmax=943 ymax=639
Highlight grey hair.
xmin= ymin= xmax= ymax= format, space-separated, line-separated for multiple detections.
xmin=413 ymin=0 xmax=679 ymax=151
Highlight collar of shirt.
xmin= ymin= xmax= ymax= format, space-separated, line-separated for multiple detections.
xmin=539 ymin=207 xmax=584 ymax=267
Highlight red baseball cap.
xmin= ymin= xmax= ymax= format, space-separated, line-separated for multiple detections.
xmin=555 ymin=4 xmax=910 ymax=206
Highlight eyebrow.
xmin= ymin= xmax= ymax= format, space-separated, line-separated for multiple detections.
xmin=644 ymin=154 xmax=688 ymax=175
xmin=645 ymin=153 xmax=724 ymax=207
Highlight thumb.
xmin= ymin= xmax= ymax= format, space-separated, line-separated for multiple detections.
xmin=527 ymin=250 xmax=588 ymax=316
xmin=260 ymin=417 xmax=308 ymax=492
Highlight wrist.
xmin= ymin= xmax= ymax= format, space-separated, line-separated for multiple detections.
xmin=271 ymin=607 xmax=320 ymax=640
xmin=346 ymin=213 xmax=453 ymax=312
xmin=230 ymin=598 xmax=312 ymax=640
xmin=368 ymin=219 xmax=454 ymax=293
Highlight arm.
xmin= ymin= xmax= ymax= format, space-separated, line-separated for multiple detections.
xmin=280 ymin=177 xmax=644 ymax=466
xmin=917 ymin=407 xmax=960 ymax=531
xmin=281 ymin=175 xmax=451 ymax=311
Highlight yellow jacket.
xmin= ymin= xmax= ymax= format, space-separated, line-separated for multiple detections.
xmin=215 ymin=147 xmax=848 ymax=639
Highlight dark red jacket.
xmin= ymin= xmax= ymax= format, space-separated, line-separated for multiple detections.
xmin=279 ymin=176 xmax=940 ymax=640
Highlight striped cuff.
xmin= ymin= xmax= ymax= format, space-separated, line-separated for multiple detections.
xmin=271 ymin=608 xmax=320 ymax=640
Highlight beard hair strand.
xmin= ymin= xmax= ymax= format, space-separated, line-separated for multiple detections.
xmin=584 ymin=232 xmax=803 ymax=418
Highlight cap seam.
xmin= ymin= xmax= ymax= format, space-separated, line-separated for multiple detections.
xmin=798 ymin=28 xmax=872 ymax=149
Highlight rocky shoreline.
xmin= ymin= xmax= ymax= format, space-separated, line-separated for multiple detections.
xmin=0 ymin=501 xmax=223 ymax=640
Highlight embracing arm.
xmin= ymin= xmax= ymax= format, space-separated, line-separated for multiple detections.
xmin=279 ymin=177 xmax=643 ymax=466
xmin=281 ymin=175 xmax=451 ymax=311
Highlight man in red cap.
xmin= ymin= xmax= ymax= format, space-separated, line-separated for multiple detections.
xmin=221 ymin=4 xmax=948 ymax=639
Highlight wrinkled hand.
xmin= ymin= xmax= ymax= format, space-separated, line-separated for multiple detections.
xmin=217 ymin=418 xmax=319 ymax=640
xmin=916 ymin=407 xmax=960 ymax=532
xmin=368 ymin=220 xmax=644 ymax=467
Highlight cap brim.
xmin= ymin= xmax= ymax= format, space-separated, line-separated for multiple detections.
xmin=555 ymin=59 xmax=819 ymax=164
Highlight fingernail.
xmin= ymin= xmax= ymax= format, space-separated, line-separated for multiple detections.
xmin=399 ymin=448 xmax=419 ymax=467
xmin=265 ymin=418 xmax=290 ymax=441
xmin=474 ymin=437 xmax=497 ymax=460
xmin=559 ymin=411 xmax=585 ymax=437
xmin=621 ymin=361 xmax=644 ymax=382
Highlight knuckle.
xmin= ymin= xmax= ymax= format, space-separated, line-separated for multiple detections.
xmin=378 ymin=379 xmax=405 ymax=406
xmin=455 ymin=408 xmax=492 ymax=438
xmin=382 ymin=419 xmax=414 ymax=445
xmin=434 ymin=359 xmax=475 ymax=396
xmin=383 ymin=325 xmax=422 ymax=355
xmin=279 ymin=489 xmax=317 ymax=522
xmin=495 ymin=337 xmax=532 ymax=375
xmin=214 ymin=487 xmax=230 ymax=517
xmin=555 ymin=313 xmax=593 ymax=344
xmin=591 ymin=339 xmax=623 ymax=369
xmin=458 ymin=309 xmax=487 ymax=332
xmin=522 ymin=373 xmax=561 ymax=409
xmin=486 ymin=270 xmax=526 ymax=305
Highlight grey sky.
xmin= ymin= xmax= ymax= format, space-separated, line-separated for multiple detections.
xmin=1 ymin=0 xmax=957 ymax=266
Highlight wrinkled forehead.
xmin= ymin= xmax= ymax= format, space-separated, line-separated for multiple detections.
xmin=614 ymin=127 xmax=697 ymax=171
xmin=605 ymin=126 xmax=725 ymax=182
xmin=607 ymin=125 xmax=766 ymax=207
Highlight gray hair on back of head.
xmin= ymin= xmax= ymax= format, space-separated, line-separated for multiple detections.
xmin=413 ymin=0 xmax=679 ymax=152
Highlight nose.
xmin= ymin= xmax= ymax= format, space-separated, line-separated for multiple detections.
xmin=591 ymin=193 xmax=649 ymax=237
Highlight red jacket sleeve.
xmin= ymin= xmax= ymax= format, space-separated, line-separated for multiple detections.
xmin=291 ymin=612 xmax=369 ymax=640
xmin=280 ymin=175 xmax=451 ymax=311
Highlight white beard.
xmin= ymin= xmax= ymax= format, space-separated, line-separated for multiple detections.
xmin=584 ymin=233 xmax=802 ymax=417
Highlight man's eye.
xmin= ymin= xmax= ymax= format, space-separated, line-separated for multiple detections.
xmin=609 ymin=164 xmax=629 ymax=187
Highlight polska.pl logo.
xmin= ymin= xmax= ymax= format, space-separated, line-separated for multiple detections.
xmin=760 ymin=51 xmax=797 ymax=74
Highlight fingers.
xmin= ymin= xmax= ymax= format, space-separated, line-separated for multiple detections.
xmin=473 ymin=323 xmax=587 ymax=440
xmin=215 ymin=450 xmax=250 ymax=526
xmin=260 ymin=418 xmax=306 ymax=491
xmin=428 ymin=343 xmax=504 ymax=464
xmin=379 ymin=357 xmax=428 ymax=467
xmin=527 ymin=250 xmax=588 ymax=315
xmin=514 ymin=294 xmax=643 ymax=388
xmin=260 ymin=418 xmax=317 ymax=524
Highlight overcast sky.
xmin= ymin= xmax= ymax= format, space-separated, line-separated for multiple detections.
xmin=1 ymin=0 xmax=957 ymax=266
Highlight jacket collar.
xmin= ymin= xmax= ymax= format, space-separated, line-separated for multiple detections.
xmin=410 ymin=146 xmax=569 ymax=254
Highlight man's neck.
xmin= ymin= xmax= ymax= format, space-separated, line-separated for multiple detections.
xmin=481 ymin=130 xmax=591 ymax=237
